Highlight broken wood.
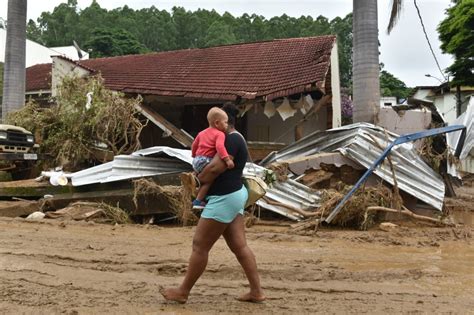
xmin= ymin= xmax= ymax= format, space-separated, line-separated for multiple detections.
xmin=0 ymin=200 xmax=40 ymax=217
xmin=290 ymin=218 xmax=320 ymax=232
xmin=366 ymin=206 xmax=454 ymax=227
xmin=40 ymin=187 xmax=184 ymax=216
xmin=135 ymin=103 xmax=194 ymax=148
xmin=0 ymin=179 xmax=72 ymax=198
xmin=305 ymin=171 xmax=333 ymax=188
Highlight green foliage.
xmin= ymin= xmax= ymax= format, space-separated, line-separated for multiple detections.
xmin=380 ymin=69 xmax=412 ymax=101
xmin=30 ymin=0 xmax=80 ymax=46
xmin=330 ymin=14 xmax=352 ymax=88
xmin=204 ymin=21 xmax=237 ymax=47
xmin=6 ymin=75 xmax=145 ymax=170
xmin=85 ymin=28 xmax=148 ymax=58
xmin=27 ymin=4 xmax=354 ymax=87
xmin=438 ymin=0 xmax=474 ymax=86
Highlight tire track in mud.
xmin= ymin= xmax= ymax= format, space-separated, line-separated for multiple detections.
xmin=0 ymin=250 xmax=189 ymax=275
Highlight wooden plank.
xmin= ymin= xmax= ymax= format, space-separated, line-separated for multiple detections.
xmin=41 ymin=187 xmax=182 ymax=216
xmin=0 ymin=179 xmax=72 ymax=198
xmin=0 ymin=200 xmax=40 ymax=217
xmin=135 ymin=103 xmax=194 ymax=148
xmin=0 ymin=173 xmax=182 ymax=199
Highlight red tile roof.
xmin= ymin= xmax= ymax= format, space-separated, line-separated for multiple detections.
xmin=26 ymin=36 xmax=336 ymax=101
xmin=25 ymin=63 xmax=52 ymax=92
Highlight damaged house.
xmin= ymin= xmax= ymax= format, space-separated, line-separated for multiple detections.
xmin=25 ymin=35 xmax=341 ymax=158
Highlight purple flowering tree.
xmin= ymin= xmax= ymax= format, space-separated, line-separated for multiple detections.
xmin=341 ymin=93 xmax=353 ymax=125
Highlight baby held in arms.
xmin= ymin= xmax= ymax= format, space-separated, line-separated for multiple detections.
xmin=191 ymin=107 xmax=234 ymax=209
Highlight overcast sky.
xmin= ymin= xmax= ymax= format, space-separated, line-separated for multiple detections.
xmin=0 ymin=0 xmax=454 ymax=87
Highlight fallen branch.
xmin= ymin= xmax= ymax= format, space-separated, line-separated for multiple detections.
xmin=366 ymin=206 xmax=454 ymax=227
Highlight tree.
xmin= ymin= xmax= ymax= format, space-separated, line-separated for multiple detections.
xmin=0 ymin=62 xmax=4 ymax=97
xmin=26 ymin=19 xmax=41 ymax=42
xmin=2 ymin=0 xmax=27 ymax=120
xmin=172 ymin=7 xmax=201 ymax=49
xmin=204 ymin=21 xmax=237 ymax=47
xmin=352 ymin=0 xmax=404 ymax=123
xmin=380 ymin=69 xmax=412 ymax=102
xmin=330 ymin=14 xmax=352 ymax=88
xmin=26 ymin=3 xmax=354 ymax=83
xmin=85 ymin=28 xmax=148 ymax=58
xmin=438 ymin=0 xmax=474 ymax=86
xmin=35 ymin=0 xmax=79 ymax=46
xmin=352 ymin=0 xmax=380 ymax=123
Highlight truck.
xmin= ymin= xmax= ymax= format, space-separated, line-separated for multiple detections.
xmin=0 ymin=124 xmax=36 ymax=154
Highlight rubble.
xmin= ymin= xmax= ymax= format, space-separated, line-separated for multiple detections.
xmin=261 ymin=123 xmax=454 ymax=212
xmin=45 ymin=201 xmax=131 ymax=224
xmin=0 ymin=121 xmax=470 ymax=230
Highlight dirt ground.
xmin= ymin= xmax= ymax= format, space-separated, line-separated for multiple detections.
xmin=0 ymin=214 xmax=473 ymax=314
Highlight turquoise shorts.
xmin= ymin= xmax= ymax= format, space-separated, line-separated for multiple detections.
xmin=202 ymin=186 xmax=248 ymax=223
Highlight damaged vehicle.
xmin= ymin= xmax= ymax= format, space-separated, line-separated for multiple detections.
xmin=0 ymin=124 xmax=36 ymax=154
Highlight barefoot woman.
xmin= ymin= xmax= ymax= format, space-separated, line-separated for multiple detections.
xmin=160 ymin=103 xmax=265 ymax=303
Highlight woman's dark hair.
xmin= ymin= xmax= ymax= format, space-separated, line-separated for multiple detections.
xmin=221 ymin=102 xmax=239 ymax=126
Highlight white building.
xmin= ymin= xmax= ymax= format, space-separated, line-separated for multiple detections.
xmin=380 ymin=96 xmax=397 ymax=107
xmin=409 ymin=84 xmax=474 ymax=124
xmin=1 ymin=28 xmax=88 ymax=67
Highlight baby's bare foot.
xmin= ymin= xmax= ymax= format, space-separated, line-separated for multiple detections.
xmin=236 ymin=292 xmax=266 ymax=303
xmin=160 ymin=287 xmax=188 ymax=304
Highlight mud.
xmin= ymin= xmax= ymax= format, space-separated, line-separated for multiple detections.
xmin=0 ymin=217 xmax=473 ymax=314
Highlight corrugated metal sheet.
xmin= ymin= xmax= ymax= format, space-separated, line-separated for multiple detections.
xmin=132 ymin=146 xmax=193 ymax=164
xmin=261 ymin=123 xmax=445 ymax=210
xmin=71 ymin=152 xmax=192 ymax=186
xmin=245 ymin=163 xmax=321 ymax=221
xmin=71 ymin=146 xmax=321 ymax=220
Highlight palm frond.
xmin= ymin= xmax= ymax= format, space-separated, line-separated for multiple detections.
xmin=387 ymin=0 xmax=403 ymax=34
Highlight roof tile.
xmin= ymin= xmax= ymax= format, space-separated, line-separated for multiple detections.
xmin=26 ymin=36 xmax=336 ymax=101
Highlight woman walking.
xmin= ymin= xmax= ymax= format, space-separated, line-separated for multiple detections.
xmin=160 ymin=103 xmax=265 ymax=303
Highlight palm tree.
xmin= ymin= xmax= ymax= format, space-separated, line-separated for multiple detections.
xmin=352 ymin=0 xmax=403 ymax=123
xmin=2 ymin=0 xmax=27 ymax=120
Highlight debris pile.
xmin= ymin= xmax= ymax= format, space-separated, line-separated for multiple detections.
xmin=7 ymin=75 xmax=145 ymax=170
xmin=45 ymin=201 xmax=131 ymax=224
xmin=0 ymin=100 xmax=472 ymax=230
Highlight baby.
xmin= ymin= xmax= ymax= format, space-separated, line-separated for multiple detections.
xmin=191 ymin=107 xmax=235 ymax=209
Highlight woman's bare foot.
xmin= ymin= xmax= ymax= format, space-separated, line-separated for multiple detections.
xmin=160 ymin=287 xmax=188 ymax=304
xmin=236 ymin=292 xmax=266 ymax=303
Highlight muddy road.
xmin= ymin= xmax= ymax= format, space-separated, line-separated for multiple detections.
xmin=0 ymin=217 xmax=473 ymax=314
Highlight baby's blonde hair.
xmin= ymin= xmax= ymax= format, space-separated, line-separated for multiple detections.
xmin=207 ymin=107 xmax=227 ymax=126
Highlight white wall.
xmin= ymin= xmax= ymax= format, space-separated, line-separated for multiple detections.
xmin=51 ymin=56 xmax=90 ymax=97
xmin=1 ymin=29 xmax=88 ymax=67
xmin=246 ymin=103 xmax=327 ymax=144
xmin=330 ymin=43 xmax=341 ymax=128
xmin=380 ymin=96 xmax=397 ymax=107
xmin=434 ymin=93 xmax=457 ymax=123
xmin=412 ymin=89 xmax=432 ymax=101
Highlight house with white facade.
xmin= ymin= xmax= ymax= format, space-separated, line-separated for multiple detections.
xmin=1 ymin=28 xmax=88 ymax=67
xmin=409 ymin=84 xmax=474 ymax=124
